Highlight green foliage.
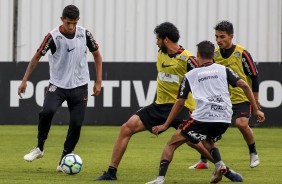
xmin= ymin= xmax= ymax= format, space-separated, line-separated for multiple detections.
xmin=0 ymin=125 xmax=281 ymax=184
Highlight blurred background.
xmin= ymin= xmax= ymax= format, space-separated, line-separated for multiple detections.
xmin=0 ymin=0 xmax=281 ymax=62
xmin=0 ymin=0 xmax=281 ymax=126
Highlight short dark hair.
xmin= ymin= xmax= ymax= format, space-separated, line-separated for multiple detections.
xmin=197 ymin=40 xmax=215 ymax=59
xmin=62 ymin=5 xmax=79 ymax=19
xmin=214 ymin=20 xmax=233 ymax=35
xmin=154 ymin=22 xmax=180 ymax=43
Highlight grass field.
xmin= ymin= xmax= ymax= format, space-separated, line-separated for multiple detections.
xmin=0 ymin=125 xmax=281 ymax=184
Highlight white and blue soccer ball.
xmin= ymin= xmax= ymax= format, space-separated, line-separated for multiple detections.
xmin=60 ymin=154 xmax=83 ymax=175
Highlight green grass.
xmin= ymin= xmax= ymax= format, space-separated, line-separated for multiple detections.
xmin=0 ymin=125 xmax=281 ymax=184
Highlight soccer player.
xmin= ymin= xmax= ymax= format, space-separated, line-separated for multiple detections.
xmin=18 ymin=5 xmax=102 ymax=171
xmin=146 ymin=40 xmax=265 ymax=184
xmin=190 ymin=20 xmax=262 ymax=169
xmin=96 ymin=22 xmax=241 ymax=182
xmin=95 ymin=21 xmax=211 ymax=181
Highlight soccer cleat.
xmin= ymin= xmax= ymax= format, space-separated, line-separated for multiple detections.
xmin=224 ymin=169 xmax=243 ymax=182
xmin=56 ymin=165 xmax=63 ymax=172
xmin=145 ymin=176 xmax=165 ymax=184
xmin=210 ymin=164 xmax=227 ymax=183
xmin=24 ymin=147 xmax=44 ymax=162
xmin=95 ymin=171 xmax=117 ymax=180
xmin=250 ymin=154 xmax=260 ymax=168
xmin=189 ymin=160 xmax=208 ymax=169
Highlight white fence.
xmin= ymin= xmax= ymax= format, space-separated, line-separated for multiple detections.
xmin=0 ymin=0 xmax=281 ymax=62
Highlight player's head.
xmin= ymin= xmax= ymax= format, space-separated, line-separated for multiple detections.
xmin=61 ymin=5 xmax=80 ymax=34
xmin=214 ymin=20 xmax=233 ymax=49
xmin=62 ymin=5 xmax=80 ymax=19
xmin=154 ymin=22 xmax=180 ymax=53
xmin=196 ymin=40 xmax=215 ymax=61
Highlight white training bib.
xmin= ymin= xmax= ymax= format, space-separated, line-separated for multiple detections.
xmin=48 ymin=26 xmax=89 ymax=89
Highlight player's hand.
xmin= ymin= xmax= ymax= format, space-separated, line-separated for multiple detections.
xmin=18 ymin=82 xmax=27 ymax=98
xmin=254 ymin=110 xmax=265 ymax=123
xmin=91 ymin=82 xmax=101 ymax=96
xmin=152 ymin=125 xmax=167 ymax=135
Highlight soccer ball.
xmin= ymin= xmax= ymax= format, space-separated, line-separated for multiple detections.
xmin=60 ymin=154 xmax=83 ymax=175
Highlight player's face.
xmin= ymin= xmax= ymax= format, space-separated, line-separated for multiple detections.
xmin=61 ymin=17 xmax=79 ymax=34
xmin=215 ymin=30 xmax=233 ymax=49
xmin=156 ymin=36 xmax=168 ymax=53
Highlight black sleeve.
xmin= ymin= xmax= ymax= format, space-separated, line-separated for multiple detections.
xmin=86 ymin=30 xmax=99 ymax=52
xmin=251 ymin=76 xmax=259 ymax=92
xmin=37 ymin=33 xmax=56 ymax=55
xmin=177 ymin=76 xmax=191 ymax=99
xmin=242 ymin=50 xmax=259 ymax=92
xmin=186 ymin=56 xmax=198 ymax=72
xmin=226 ymin=67 xmax=240 ymax=87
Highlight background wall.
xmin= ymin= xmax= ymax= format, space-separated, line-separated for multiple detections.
xmin=0 ymin=0 xmax=281 ymax=125
xmin=1 ymin=62 xmax=281 ymax=126
xmin=0 ymin=0 xmax=14 ymax=61
xmin=0 ymin=0 xmax=281 ymax=62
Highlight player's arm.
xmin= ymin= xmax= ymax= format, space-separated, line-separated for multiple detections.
xmin=242 ymin=50 xmax=260 ymax=108
xmin=86 ymin=30 xmax=102 ymax=96
xmin=226 ymin=67 xmax=265 ymax=122
xmin=18 ymin=33 xmax=54 ymax=98
xmin=152 ymin=77 xmax=191 ymax=135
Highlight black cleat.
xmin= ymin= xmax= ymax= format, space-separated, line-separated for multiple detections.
xmin=95 ymin=171 xmax=117 ymax=181
xmin=224 ymin=169 xmax=243 ymax=182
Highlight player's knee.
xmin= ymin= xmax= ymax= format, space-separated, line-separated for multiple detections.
xmin=236 ymin=121 xmax=249 ymax=129
xmin=120 ymin=123 xmax=134 ymax=136
xmin=39 ymin=107 xmax=57 ymax=118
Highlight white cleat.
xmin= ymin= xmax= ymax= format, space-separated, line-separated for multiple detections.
xmin=146 ymin=176 xmax=165 ymax=184
xmin=250 ymin=153 xmax=260 ymax=168
xmin=24 ymin=147 xmax=44 ymax=162
xmin=56 ymin=165 xmax=63 ymax=172
xmin=210 ymin=164 xmax=227 ymax=183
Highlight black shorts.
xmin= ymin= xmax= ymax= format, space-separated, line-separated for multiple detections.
xmin=232 ymin=101 xmax=251 ymax=123
xmin=136 ymin=103 xmax=191 ymax=133
xmin=180 ymin=119 xmax=229 ymax=144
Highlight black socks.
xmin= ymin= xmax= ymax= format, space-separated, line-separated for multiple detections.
xmin=159 ymin=160 xmax=170 ymax=176
xmin=248 ymin=143 xmax=257 ymax=154
xmin=210 ymin=147 xmax=221 ymax=163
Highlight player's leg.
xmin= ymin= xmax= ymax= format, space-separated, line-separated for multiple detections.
xmin=199 ymin=122 xmax=230 ymax=183
xmin=96 ymin=114 xmax=146 ymax=180
xmin=110 ymin=115 xmax=146 ymax=167
xmin=146 ymin=129 xmax=187 ymax=184
xmin=58 ymin=84 xmax=88 ymax=167
xmin=187 ymin=121 xmax=243 ymax=182
xmin=186 ymin=142 xmax=210 ymax=169
xmin=201 ymin=138 xmax=242 ymax=182
xmin=201 ymin=140 xmax=227 ymax=183
xmin=96 ymin=103 xmax=171 ymax=180
xmin=24 ymin=84 xmax=65 ymax=162
xmin=233 ymin=102 xmax=259 ymax=168
xmin=235 ymin=116 xmax=259 ymax=167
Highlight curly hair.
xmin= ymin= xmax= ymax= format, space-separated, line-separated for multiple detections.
xmin=154 ymin=22 xmax=180 ymax=43
xmin=62 ymin=5 xmax=80 ymax=19
xmin=214 ymin=20 xmax=233 ymax=35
